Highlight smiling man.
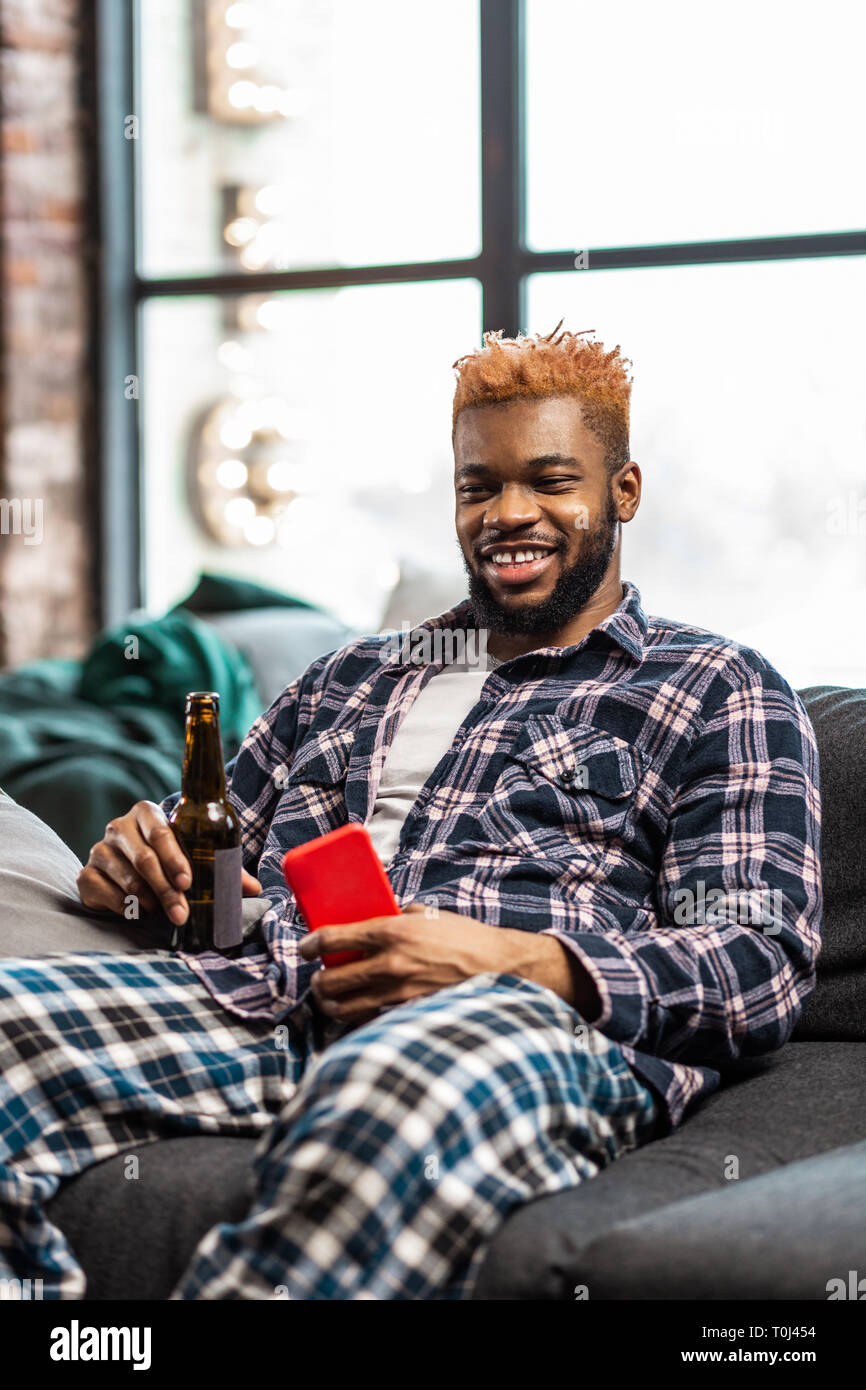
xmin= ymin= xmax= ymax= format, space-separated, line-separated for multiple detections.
xmin=0 ymin=323 xmax=821 ymax=1301
xmin=456 ymin=390 xmax=626 ymax=652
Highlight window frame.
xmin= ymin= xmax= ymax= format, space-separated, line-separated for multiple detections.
xmin=94 ymin=0 xmax=866 ymax=626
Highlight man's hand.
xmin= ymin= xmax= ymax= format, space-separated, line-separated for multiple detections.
xmin=299 ymin=903 xmax=601 ymax=1027
xmin=77 ymin=800 xmax=262 ymax=925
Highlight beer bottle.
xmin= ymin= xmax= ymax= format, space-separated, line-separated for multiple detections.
xmin=167 ymin=691 xmax=242 ymax=956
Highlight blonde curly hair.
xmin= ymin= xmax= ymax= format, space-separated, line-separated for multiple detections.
xmin=452 ymin=319 xmax=633 ymax=474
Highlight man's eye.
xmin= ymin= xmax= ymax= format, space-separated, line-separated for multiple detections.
xmin=459 ymin=486 xmax=491 ymax=497
xmin=536 ymin=476 xmax=579 ymax=489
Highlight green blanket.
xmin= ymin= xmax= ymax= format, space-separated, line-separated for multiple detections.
xmin=78 ymin=608 xmax=262 ymax=747
xmin=0 ymin=573 xmax=305 ymax=863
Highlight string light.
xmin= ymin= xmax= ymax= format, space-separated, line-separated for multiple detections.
xmin=223 ymin=216 xmax=259 ymax=248
xmin=244 ymin=514 xmax=276 ymax=546
xmin=216 ymin=340 xmax=251 ymax=372
xmin=204 ymin=0 xmax=305 ymax=125
xmin=193 ymin=397 xmax=307 ymax=548
xmin=222 ymin=186 xmax=291 ymax=272
xmin=224 ymin=2 xmax=254 ymax=28
xmin=254 ymin=185 xmax=285 ymax=216
xmin=225 ymin=41 xmax=257 ymax=69
xmin=225 ymin=496 xmax=256 ymax=527
xmin=215 ymin=458 xmax=248 ymax=489
xmin=219 ymin=417 xmax=253 ymax=450
xmin=227 ymin=80 xmax=257 ymax=109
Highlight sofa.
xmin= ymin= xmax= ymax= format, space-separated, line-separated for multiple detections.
xmin=35 ymin=681 xmax=865 ymax=1300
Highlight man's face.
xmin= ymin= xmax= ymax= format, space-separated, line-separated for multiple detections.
xmin=454 ymin=394 xmax=624 ymax=637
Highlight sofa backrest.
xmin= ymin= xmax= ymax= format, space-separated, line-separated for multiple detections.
xmin=792 ymin=686 xmax=866 ymax=1040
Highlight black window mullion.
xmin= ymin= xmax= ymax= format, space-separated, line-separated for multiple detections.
xmin=132 ymin=257 xmax=482 ymax=302
xmin=479 ymin=0 xmax=525 ymax=338
xmin=520 ymin=231 xmax=866 ymax=275
xmin=94 ymin=0 xmax=140 ymax=626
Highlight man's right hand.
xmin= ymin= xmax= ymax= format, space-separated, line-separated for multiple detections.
xmin=77 ymin=800 xmax=261 ymax=924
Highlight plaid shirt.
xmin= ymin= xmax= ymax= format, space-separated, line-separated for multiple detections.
xmin=160 ymin=580 xmax=822 ymax=1131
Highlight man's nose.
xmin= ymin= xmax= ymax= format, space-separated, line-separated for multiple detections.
xmin=482 ymin=484 xmax=542 ymax=530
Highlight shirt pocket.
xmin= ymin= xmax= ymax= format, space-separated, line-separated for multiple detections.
xmin=275 ymin=726 xmax=357 ymax=831
xmin=496 ymin=713 xmax=650 ymax=862
xmin=284 ymin=726 xmax=357 ymax=786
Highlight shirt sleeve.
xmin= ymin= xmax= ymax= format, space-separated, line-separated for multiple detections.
xmin=543 ymin=670 xmax=823 ymax=1069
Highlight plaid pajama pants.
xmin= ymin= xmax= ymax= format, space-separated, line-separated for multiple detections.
xmin=0 ymin=950 xmax=658 ymax=1300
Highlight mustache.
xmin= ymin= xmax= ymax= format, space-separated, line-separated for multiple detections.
xmin=474 ymin=535 xmax=565 ymax=556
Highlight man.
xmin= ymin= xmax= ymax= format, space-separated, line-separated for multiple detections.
xmin=0 ymin=323 xmax=822 ymax=1300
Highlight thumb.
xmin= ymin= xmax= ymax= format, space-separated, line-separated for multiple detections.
xmin=403 ymin=901 xmax=428 ymax=914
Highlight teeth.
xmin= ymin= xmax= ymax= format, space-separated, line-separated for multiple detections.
xmin=490 ymin=549 xmax=549 ymax=565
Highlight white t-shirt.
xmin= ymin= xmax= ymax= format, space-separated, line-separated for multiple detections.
xmin=367 ymin=656 xmax=500 ymax=866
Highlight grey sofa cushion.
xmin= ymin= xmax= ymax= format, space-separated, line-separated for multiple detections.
xmin=0 ymin=796 xmax=172 ymax=957
xmin=0 ymin=796 xmax=269 ymax=959
xmin=46 ymin=1136 xmax=258 ymax=1301
xmin=472 ymin=1039 xmax=866 ymax=1299
xmin=794 ymin=687 xmax=866 ymax=1039
xmin=574 ymin=1138 xmax=866 ymax=1300
xmin=200 ymin=607 xmax=359 ymax=709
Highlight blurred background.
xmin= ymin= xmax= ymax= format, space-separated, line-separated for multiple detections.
xmin=0 ymin=1 xmax=864 ymax=856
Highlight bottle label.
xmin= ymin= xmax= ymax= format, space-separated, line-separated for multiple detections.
xmin=213 ymin=845 xmax=243 ymax=949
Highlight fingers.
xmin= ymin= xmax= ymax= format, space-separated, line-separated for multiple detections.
xmin=135 ymin=802 xmax=191 ymax=890
xmin=242 ymin=869 xmax=262 ymax=896
xmin=121 ymin=802 xmax=191 ymax=923
xmin=81 ymin=844 xmax=158 ymax=914
xmin=78 ymin=801 xmax=190 ymax=925
xmin=310 ymin=948 xmax=418 ymax=1030
xmin=311 ymin=953 xmax=400 ymax=999
xmin=76 ymin=865 xmax=134 ymax=917
xmin=299 ymin=915 xmax=405 ymax=962
xmin=313 ymin=979 xmax=420 ymax=1025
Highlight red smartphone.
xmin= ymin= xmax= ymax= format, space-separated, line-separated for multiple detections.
xmin=281 ymin=823 xmax=400 ymax=967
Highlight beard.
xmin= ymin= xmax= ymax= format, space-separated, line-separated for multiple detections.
xmin=461 ymin=486 xmax=620 ymax=638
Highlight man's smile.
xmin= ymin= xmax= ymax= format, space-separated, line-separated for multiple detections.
xmin=476 ymin=540 xmax=561 ymax=588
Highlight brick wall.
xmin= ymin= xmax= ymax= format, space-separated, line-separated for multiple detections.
xmin=0 ymin=0 xmax=97 ymax=668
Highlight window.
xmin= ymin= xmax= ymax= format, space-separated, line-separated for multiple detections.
xmin=529 ymin=257 xmax=866 ymax=688
xmin=101 ymin=0 xmax=865 ymax=683
xmin=140 ymin=280 xmax=481 ymax=627
xmin=527 ymin=0 xmax=865 ymax=249
xmin=523 ymin=0 xmax=866 ymax=689
xmin=103 ymin=0 xmax=485 ymax=631
xmin=138 ymin=0 xmax=481 ymax=276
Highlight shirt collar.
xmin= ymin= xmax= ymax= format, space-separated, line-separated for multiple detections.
xmin=382 ymin=580 xmax=648 ymax=670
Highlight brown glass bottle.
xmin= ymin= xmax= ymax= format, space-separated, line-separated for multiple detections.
xmin=167 ymin=692 xmax=242 ymax=957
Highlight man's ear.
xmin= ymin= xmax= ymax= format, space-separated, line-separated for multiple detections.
xmin=616 ymin=461 xmax=641 ymax=523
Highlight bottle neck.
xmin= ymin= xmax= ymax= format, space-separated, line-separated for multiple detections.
xmin=181 ymin=704 xmax=226 ymax=803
